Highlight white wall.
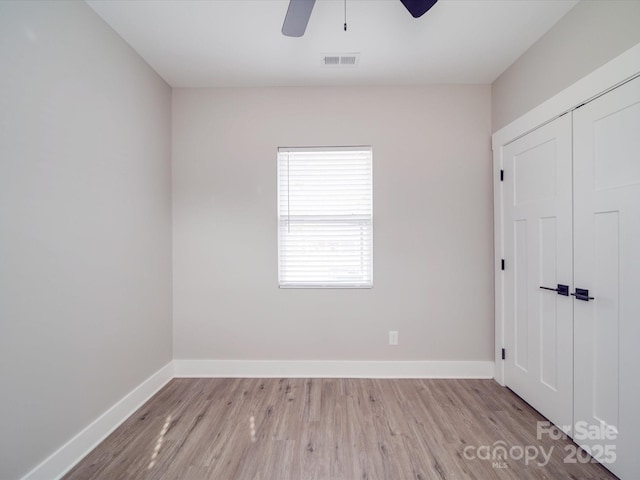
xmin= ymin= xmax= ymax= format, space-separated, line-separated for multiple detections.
xmin=492 ymin=0 xmax=640 ymax=131
xmin=172 ymin=86 xmax=493 ymax=363
xmin=0 ymin=2 xmax=172 ymax=479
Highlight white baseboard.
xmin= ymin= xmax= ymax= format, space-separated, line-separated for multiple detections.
xmin=20 ymin=359 xmax=493 ymax=479
xmin=22 ymin=362 xmax=174 ymax=480
xmin=173 ymin=359 xmax=495 ymax=379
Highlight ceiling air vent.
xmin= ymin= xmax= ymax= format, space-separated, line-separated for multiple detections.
xmin=322 ymin=53 xmax=360 ymax=67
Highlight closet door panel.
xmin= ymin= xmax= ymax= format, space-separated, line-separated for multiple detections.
xmin=573 ymin=75 xmax=640 ymax=479
xmin=503 ymin=114 xmax=573 ymax=432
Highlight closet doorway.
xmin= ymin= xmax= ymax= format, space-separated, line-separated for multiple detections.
xmin=499 ymin=75 xmax=640 ymax=479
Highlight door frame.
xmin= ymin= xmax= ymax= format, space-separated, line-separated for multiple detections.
xmin=492 ymin=42 xmax=640 ymax=386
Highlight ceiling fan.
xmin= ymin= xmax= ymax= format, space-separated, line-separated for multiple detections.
xmin=282 ymin=0 xmax=438 ymax=37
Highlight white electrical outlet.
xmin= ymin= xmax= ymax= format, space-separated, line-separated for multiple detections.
xmin=389 ymin=330 xmax=398 ymax=346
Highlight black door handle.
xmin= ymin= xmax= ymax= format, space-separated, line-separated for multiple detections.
xmin=539 ymin=284 xmax=569 ymax=296
xmin=571 ymin=288 xmax=594 ymax=301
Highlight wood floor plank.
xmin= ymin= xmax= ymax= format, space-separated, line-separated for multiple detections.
xmin=63 ymin=378 xmax=619 ymax=480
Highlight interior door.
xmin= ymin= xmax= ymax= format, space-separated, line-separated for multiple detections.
xmin=503 ymin=114 xmax=573 ymax=432
xmin=573 ymin=75 xmax=640 ymax=479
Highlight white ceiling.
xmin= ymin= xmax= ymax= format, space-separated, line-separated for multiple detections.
xmin=86 ymin=0 xmax=579 ymax=87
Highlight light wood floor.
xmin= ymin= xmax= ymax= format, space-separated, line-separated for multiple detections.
xmin=64 ymin=378 xmax=618 ymax=480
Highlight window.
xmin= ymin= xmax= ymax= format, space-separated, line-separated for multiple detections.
xmin=277 ymin=146 xmax=373 ymax=288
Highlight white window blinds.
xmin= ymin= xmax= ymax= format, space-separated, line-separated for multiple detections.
xmin=278 ymin=146 xmax=373 ymax=288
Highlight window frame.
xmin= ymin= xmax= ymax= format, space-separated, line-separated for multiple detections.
xmin=277 ymin=146 xmax=373 ymax=289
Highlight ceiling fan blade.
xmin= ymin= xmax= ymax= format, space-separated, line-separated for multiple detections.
xmin=399 ymin=0 xmax=438 ymax=18
xmin=282 ymin=0 xmax=316 ymax=37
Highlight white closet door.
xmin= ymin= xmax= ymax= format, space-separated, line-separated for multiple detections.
xmin=503 ymin=114 xmax=573 ymax=432
xmin=573 ymin=76 xmax=640 ymax=479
